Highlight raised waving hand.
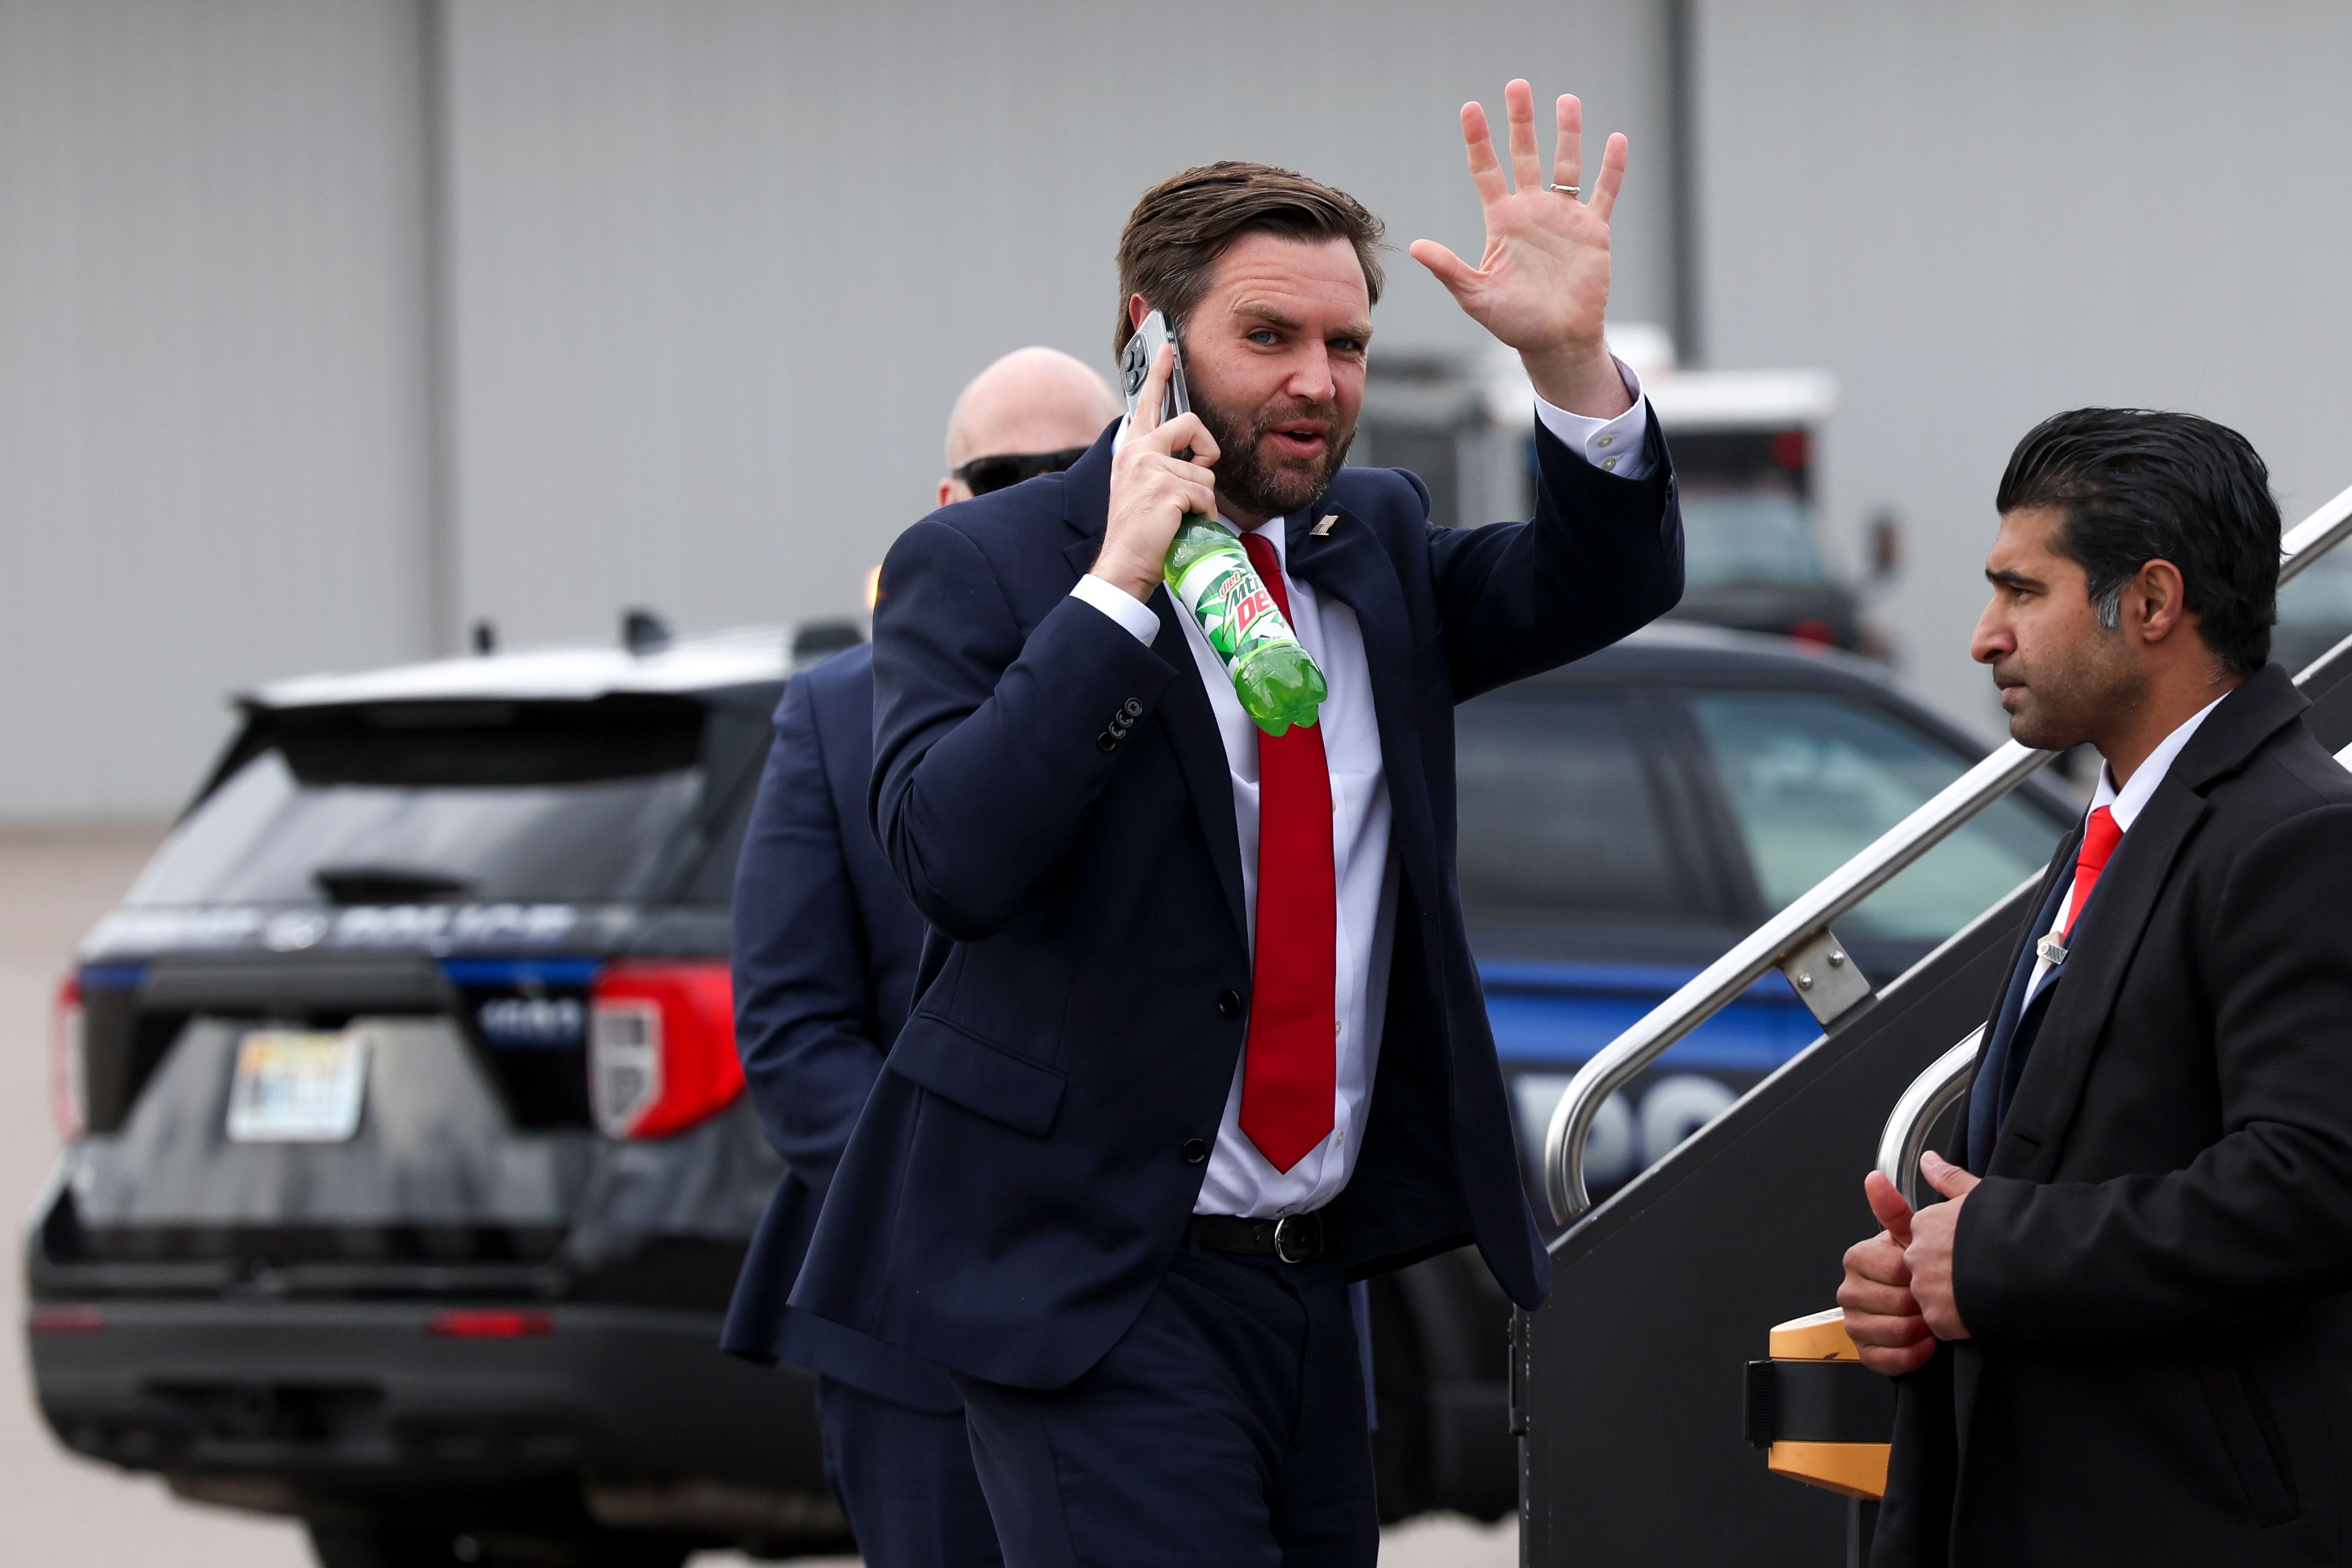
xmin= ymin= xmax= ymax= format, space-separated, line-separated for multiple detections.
xmin=1411 ymin=79 xmax=1632 ymax=418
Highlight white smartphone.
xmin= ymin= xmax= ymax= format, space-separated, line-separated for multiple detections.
xmin=1118 ymin=309 xmax=1191 ymax=425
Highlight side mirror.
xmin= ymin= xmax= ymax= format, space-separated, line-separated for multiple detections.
xmin=1868 ymin=510 xmax=1904 ymax=584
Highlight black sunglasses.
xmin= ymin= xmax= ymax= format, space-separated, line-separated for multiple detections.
xmin=953 ymin=446 xmax=1090 ymax=496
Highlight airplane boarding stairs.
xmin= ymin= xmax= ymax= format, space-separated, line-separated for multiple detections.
xmin=1517 ymin=484 xmax=2352 ymax=1568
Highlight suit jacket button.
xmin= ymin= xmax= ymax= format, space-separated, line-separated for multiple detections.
xmin=1123 ymin=698 xmax=1144 ymax=718
xmin=1216 ymin=989 xmax=1243 ymax=1017
xmin=1097 ymin=731 xmax=1118 ymax=752
xmin=1181 ymin=1138 xmax=1209 ymax=1165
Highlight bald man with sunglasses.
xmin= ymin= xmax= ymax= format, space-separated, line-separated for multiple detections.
xmin=723 ymin=345 xmax=1117 ymax=1568
xmin=940 ymin=347 xmax=1124 ymax=506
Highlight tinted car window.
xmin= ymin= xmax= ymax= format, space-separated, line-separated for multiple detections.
xmin=2274 ymin=551 xmax=2352 ymax=673
xmin=2280 ymin=550 xmax=2352 ymax=628
xmin=687 ymin=777 xmax=757 ymax=904
xmin=1678 ymin=483 xmax=1830 ymax=590
xmin=1454 ymin=696 xmax=1701 ymax=922
xmin=129 ymin=699 xmax=705 ymax=907
xmin=1689 ymin=691 xmax=2065 ymax=941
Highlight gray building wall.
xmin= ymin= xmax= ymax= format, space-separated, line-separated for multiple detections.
xmin=3 ymin=1 xmax=2348 ymax=815
xmin=0 ymin=0 xmax=435 ymax=818
xmin=1698 ymin=0 xmax=2352 ymax=726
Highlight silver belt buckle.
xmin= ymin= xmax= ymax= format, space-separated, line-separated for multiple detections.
xmin=1272 ymin=1214 xmax=1317 ymax=1264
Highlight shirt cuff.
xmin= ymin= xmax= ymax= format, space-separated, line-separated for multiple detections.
xmin=1069 ymin=572 xmax=1161 ymax=646
xmin=1533 ymin=355 xmax=1654 ymax=480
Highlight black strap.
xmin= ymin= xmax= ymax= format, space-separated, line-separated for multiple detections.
xmin=1187 ymin=1209 xmax=1330 ymax=1263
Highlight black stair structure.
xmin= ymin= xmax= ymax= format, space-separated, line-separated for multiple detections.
xmin=1517 ymin=499 xmax=2352 ymax=1566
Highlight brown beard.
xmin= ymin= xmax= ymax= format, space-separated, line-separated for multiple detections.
xmin=1192 ymin=388 xmax=1356 ymax=520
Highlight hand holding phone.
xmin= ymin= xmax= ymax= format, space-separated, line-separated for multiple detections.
xmin=1102 ymin=312 xmax=1329 ymax=734
xmin=1119 ymin=309 xmax=1192 ymax=430
xmin=1093 ymin=317 xmax=1219 ymax=604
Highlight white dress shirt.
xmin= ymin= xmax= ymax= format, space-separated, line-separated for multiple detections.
xmin=2026 ymin=692 xmax=2229 ymax=997
xmin=1070 ymin=367 xmax=1651 ymax=1218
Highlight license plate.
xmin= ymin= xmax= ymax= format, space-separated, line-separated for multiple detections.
xmin=225 ymin=1030 xmax=369 ymax=1143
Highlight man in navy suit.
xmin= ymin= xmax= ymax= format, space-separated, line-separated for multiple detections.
xmin=793 ymin=81 xmax=1683 ymax=1565
xmin=723 ymin=347 xmax=1121 ymax=1566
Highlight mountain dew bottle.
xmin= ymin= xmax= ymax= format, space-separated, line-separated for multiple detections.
xmin=1164 ymin=514 xmax=1327 ymax=736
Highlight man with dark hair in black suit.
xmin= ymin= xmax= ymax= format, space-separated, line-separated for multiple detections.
xmin=1841 ymin=408 xmax=2352 ymax=1564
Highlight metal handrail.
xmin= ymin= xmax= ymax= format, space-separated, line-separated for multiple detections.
xmin=1543 ymin=477 xmax=2352 ymax=1227
xmin=2283 ymin=481 xmax=2352 ymax=586
xmin=1876 ymin=1030 xmax=1982 ymax=1210
xmin=1539 ymin=741 xmax=2052 ymax=1221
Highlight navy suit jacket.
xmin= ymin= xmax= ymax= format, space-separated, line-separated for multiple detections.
xmin=790 ymin=415 xmax=1682 ymax=1390
xmin=720 ymin=644 xmax=959 ymax=1411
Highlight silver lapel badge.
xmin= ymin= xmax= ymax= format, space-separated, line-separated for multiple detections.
xmin=2035 ymin=934 xmax=2068 ymax=968
xmin=1310 ymin=513 xmax=1339 ymax=537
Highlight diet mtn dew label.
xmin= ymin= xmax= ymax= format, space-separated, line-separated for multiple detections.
xmin=1159 ymin=515 xmax=1327 ymax=734
xmin=1170 ymin=541 xmax=1303 ymax=676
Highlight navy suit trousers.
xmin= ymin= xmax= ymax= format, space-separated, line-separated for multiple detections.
xmin=953 ymin=1245 xmax=1377 ymax=1568
xmin=816 ymin=1376 xmax=1002 ymax=1568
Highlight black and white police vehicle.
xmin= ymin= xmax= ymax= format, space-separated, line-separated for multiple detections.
xmin=26 ymin=617 xmax=2076 ymax=1563
xmin=33 ymin=624 xmax=816 ymax=1567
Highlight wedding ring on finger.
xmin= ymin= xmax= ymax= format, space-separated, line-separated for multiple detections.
xmin=1548 ymin=183 xmax=1580 ymax=197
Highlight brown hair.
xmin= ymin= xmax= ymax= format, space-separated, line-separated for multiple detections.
xmin=1113 ymin=161 xmax=1386 ymax=355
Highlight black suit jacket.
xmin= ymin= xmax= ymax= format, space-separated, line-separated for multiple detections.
xmin=786 ymin=414 xmax=1681 ymax=1389
xmin=1876 ymin=665 xmax=2352 ymax=1566
xmin=719 ymin=645 xmax=957 ymax=1410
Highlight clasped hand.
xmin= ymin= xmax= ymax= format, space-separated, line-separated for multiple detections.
xmin=1838 ymin=1152 xmax=1977 ymax=1376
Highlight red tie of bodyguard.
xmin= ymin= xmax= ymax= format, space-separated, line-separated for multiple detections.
xmin=2061 ymin=805 xmax=2124 ymax=940
xmin=1238 ymin=530 xmax=1338 ymax=1173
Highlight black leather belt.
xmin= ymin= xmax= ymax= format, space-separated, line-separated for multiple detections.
xmin=1188 ymin=1209 xmax=1330 ymax=1264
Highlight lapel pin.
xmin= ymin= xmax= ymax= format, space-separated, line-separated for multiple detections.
xmin=1310 ymin=513 xmax=1339 ymax=537
xmin=2035 ymin=935 xmax=2068 ymax=968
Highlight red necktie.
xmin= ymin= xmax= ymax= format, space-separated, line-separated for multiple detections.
xmin=1237 ymin=530 xmax=1337 ymax=1172
xmin=2060 ymin=805 xmax=2123 ymax=940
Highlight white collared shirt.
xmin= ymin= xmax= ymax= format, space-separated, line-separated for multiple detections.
xmin=2027 ymin=691 xmax=2230 ymax=995
xmin=1070 ymin=369 xmax=1651 ymax=1218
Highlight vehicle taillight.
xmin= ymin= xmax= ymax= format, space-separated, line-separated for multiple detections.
xmin=587 ymin=963 xmax=741 ymax=1139
xmin=50 ymin=974 xmax=85 ymax=1142
xmin=1789 ymin=618 xmax=1838 ymax=648
xmin=427 ymin=1309 xmax=552 ymax=1339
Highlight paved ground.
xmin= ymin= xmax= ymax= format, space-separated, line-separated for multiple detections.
xmin=0 ymin=826 xmax=1517 ymax=1567
xmin=0 ymin=826 xmax=314 ymax=1567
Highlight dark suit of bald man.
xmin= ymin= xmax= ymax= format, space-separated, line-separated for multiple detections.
xmin=723 ymin=642 xmax=1000 ymax=1568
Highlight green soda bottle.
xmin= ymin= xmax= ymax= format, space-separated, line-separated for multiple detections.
xmin=1163 ymin=514 xmax=1328 ymax=736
